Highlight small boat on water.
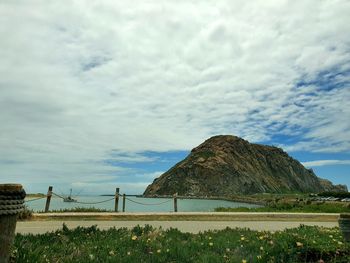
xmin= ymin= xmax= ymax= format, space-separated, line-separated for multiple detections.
xmin=63 ymin=189 xmax=77 ymax=202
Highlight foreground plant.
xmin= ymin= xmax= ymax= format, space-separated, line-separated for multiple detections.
xmin=12 ymin=225 xmax=350 ymax=262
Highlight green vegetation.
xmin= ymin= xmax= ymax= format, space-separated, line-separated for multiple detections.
xmin=227 ymin=193 xmax=310 ymax=205
xmin=12 ymin=225 xmax=350 ymax=262
xmin=17 ymin=206 xmax=33 ymax=220
xmin=319 ymin=192 xmax=350 ymax=198
xmin=18 ymin=207 xmax=111 ymax=220
xmin=216 ymin=201 xmax=350 ymax=213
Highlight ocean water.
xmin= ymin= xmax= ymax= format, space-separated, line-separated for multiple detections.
xmin=25 ymin=196 xmax=260 ymax=212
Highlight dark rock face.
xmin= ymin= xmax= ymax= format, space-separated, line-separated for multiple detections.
xmin=143 ymin=135 xmax=348 ymax=196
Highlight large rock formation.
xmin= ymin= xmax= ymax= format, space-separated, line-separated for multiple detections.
xmin=144 ymin=135 xmax=347 ymax=196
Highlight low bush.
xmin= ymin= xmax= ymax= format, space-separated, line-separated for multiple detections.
xmin=216 ymin=202 xmax=350 ymax=213
xmin=318 ymin=192 xmax=350 ymax=198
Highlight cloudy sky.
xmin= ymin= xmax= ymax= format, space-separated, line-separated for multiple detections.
xmin=1 ymin=0 xmax=349 ymax=195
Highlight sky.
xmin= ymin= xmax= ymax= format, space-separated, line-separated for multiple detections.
xmin=0 ymin=0 xmax=349 ymax=195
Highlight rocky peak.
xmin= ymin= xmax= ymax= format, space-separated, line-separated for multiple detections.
xmin=144 ymin=135 xmax=348 ymax=196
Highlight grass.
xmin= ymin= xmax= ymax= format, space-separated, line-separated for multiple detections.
xmin=216 ymin=201 xmax=350 ymax=213
xmin=17 ymin=206 xmax=33 ymax=220
xmin=18 ymin=207 xmax=111 ymax=220
xmin=12 ymin=225 xmax=350 ymax=262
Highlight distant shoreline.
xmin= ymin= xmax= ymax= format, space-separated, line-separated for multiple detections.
xmin=26 ymin=193 xmax=46 ymax=198
xmin=142 ymin=195 xmax=266 ymax=206
xmin=100 ymin=194 xmax=267 ymax=205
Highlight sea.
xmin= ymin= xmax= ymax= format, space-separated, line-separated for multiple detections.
xmin=25 ymin=196 xmax=260 ymax=212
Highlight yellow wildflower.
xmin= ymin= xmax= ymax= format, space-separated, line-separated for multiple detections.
xmin=296 ymin=242 xmax=303 ymax=247
xmin=209 ymin=242 xmax=213 ymax=246
xmin=157 ymin=249 xmax=161 ymax=253
xmin=131 ymin=235 xmax=137 ymax=241
xmin=242 ymin=260 xmax=247 ymax=263
xmin=240 ymin=237 xmax=245 ymax=241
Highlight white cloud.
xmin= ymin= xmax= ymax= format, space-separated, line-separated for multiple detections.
xmin=0 ymin=0 xmax=350 ymax=192
xmin=302 ymin=160 xmax=350 ymax=167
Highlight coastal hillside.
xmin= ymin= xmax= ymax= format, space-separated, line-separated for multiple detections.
xmin=144 ymin=135 xmax=347 ymax=196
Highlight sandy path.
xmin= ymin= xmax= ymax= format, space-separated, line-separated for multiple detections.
xmin=16 ymin=220 xmax=338 ymax=234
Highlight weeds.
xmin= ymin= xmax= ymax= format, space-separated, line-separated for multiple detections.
xmin=17 ymin=206 xmax=33 ymax=220
xmin=12 ymin=225 xmax=350 ymax=262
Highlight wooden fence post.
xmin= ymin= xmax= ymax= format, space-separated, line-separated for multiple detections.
xmin=173 ymin=194 xmax=178 ymax=212
xmin=44 ymin=186 xmax=53 ymax=213
xmin=0 ymin=184 xmax=25 ymax=263
xmin=122 ymin=194 xmax=126 ymax=212
xmin=114 ymin=188 xmax=120 ymax=212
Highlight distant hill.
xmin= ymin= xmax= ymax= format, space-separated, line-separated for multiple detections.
xmin=144 ymin=135 xmax=347 ymax=196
